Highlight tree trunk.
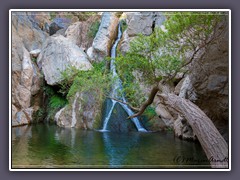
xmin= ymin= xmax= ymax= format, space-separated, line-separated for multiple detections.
xmin=159 ymin=93 xmax=228 ymax=168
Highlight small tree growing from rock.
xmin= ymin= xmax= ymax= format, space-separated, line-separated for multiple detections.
xmin=116 ymin=12 xmax=229 ymax=168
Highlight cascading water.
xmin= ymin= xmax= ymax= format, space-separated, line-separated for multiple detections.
xmin=100 ymin=23 xmax=147 ymax=132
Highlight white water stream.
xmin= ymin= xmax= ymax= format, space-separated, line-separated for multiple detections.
xmin=100 ymin=23 xmax=147 ymax=132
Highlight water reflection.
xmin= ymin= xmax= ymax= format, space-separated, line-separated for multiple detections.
xmin=12 ymin=124 xmax=210 ymax=168
xmin=102 ymin=132 xmax=140 ymax=168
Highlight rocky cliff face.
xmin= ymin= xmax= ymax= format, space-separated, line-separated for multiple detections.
xmin=178 ymin=26 xmax=229 ymax=141
xmin=12 ymin=12 xmax=48 ymax=126
xmin=88 ymin=12 xmax=119 ymax=62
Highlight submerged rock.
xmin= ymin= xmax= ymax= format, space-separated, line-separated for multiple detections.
xmin=37 ymin=34 xmax=92 ymax=85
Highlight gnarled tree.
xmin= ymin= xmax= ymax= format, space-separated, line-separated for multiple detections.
xmin=116 ymin=12 xmax=229 ymax=168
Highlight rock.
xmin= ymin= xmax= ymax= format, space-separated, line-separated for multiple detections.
xmin=125 ymin=12 xmax=165 ymax=37
xmin=119 ymin=12 xmax=165 ymax=55
xmin=119 ymin=30 xmax=132 ymax=55
xmin=179 ymin=76 xmax=197 ymax=101
xmin=12 ymin=108 xmax=34 ymax=127
xmin=26 ymin=12 xmax=51 ymax=33
xmin=91 ymin=12 xmax=119 ymax=62
xmin=15 ymin=47 xmax=33 ymax=109
xmin=55 ymin=90 xmax=104 ymax=129
xmin=11 ymin=12 xmax=46 ymax=127
xmin=49 ymin=17 xmax=71 ymax=35
xmin=65 ymin=22 xmax=82 ymax=46
xmin=173 ymin=115 xmax=196 ymax=141
xmin=106 ymin=102 xmax=137 ymax=132
xmin=174 ymin=78 xmax=185 ymax=95
xmin=86 ymin=47 xmax=94 ymax=62
xmin=65 ymin=15 xmax=101 ymax=50
xmin=12 ymin=12 xmax=48 ymax=52
xmin=176 ymin=24 xmax=229 ymax=141
xmin=55 ymin=28 xmax=67 ymax=36
xmin=30 ymin=49 xmax=41 ymax=58
xmin=126 ymin=12 xmax=154 ymax=37
xmin=31 ymin=62 xmax=43 ymax=96
xmin=37 ymin=34 xmax=93 ymax=85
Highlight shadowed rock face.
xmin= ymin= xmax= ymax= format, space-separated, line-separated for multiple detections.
xmin=37 ymin=34 xmax=92 ymax=85
xmin=49 ymin=18 xmax=71 ymax=35
xmin=178 ymin=25 xmax=229 ymax=141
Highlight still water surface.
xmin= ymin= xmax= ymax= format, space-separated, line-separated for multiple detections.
xmin=12 ymin=124 xmax=210 ymax=169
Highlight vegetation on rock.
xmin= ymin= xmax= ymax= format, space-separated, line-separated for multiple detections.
xmin=87 ymin=21 xmax=100 ymax=38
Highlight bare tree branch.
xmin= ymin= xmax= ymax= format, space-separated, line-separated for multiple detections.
xmin=127 ymin=85 xmax=159 ymax=119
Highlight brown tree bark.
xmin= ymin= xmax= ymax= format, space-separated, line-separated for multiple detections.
xmin=127 ymin=85 xmax=159 ymax=119
xmin=159 ymin=93 xmax=228 ymax=168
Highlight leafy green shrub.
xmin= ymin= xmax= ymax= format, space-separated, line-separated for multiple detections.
xmin=66 ymin=61 xmax=111 ymax=101
xmin=49 ymin=95 xmax=68 ymax=109
xmin=43 ymin=85 xmax=68 ymax=123
xmin=87 ymin=21 xmax=100 ymax=38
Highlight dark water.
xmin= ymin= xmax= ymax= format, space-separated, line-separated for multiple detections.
xmin=12 ymin=124 xmax=210 ymax=169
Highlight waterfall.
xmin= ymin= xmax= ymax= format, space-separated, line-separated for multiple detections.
xmin=100 ymin=23 xmax=147 ymax=132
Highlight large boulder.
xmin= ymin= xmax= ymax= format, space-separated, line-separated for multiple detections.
xmin=49 ymin=17 xmax=71 ymax=35
xmin=126 ymin=12 xmax=154 ymax=37
xmin=55 ymin=90 xmax=104 ymax=129
xmin=119 ymin=12 xmax=165 ymax=54
xmin=90 ymin=12 xmax=119 ymax=62
xmin=65 ymin=15 xmax=101 ymax=51
xmin=37 ymin=34 xmax=93 ymax=85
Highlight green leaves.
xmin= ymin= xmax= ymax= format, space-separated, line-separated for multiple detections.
xmin=61 ymin=61 xmax=111 ymax=101
xmin=87 ymin=21 xmax=100 ymax=38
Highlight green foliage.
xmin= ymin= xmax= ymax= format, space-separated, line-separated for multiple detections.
xmin=58 ymin=66 xmax=80 ymax=96
xmin=32 ymin=108 xmax=45 ymax=123
xmin=49 ymin=95 xmax=68 ymax=109
xmin=143 ymin=106 xmax=157 ymax=119
xmin=87 ymin=21 xmax=100 ymax=38
xmin=31 ymin=57 xmax=37 ymax=63
xmin=58 ymin=61 xmax=111 ymax=101
xmin=73 ymin=12 xmax=97 ymax=21
xmin=43 ymin=85 xmax=68 ymax=123
xmin=120 ymin=19 xmax=128 ymax=33
xmin=116 ymin=11 xmax=227 ymax=106
xmin=50 ymin=12 xmax=57 ymax=20
xmin=116 ymin=12 xmax=227 ymax=83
